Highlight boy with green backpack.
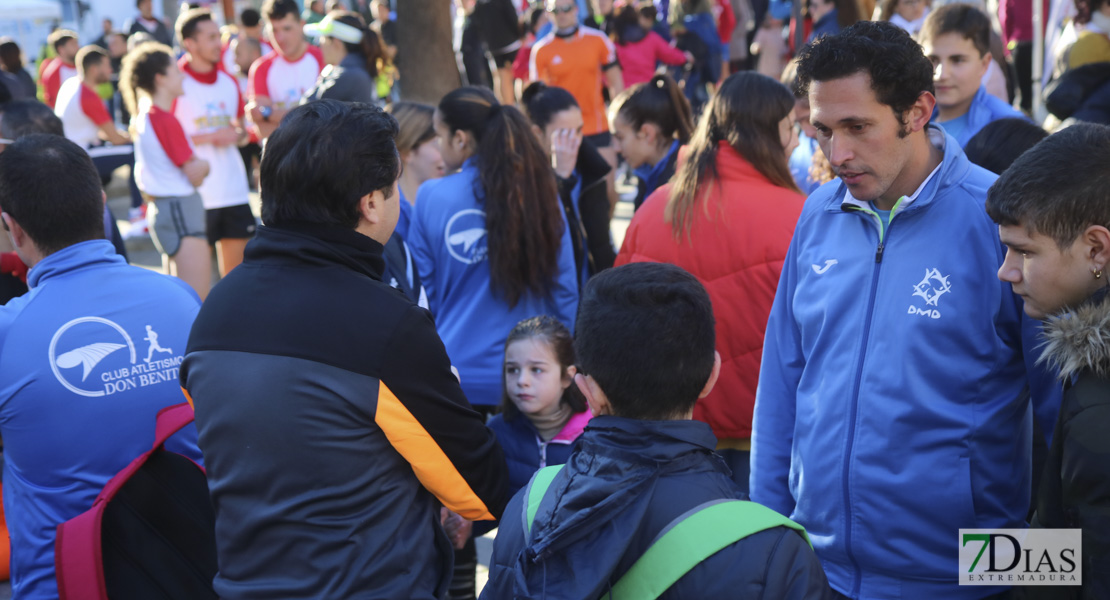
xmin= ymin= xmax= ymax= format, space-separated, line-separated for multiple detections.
xmin=481 ymin=262 xmax=831 ymax=599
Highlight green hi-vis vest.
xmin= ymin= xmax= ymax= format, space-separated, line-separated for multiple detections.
xmin=523 ymin=464 xmax=813 ymax=600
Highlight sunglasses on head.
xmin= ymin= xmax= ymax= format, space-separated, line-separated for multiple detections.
xmin=548 ymin=4 xmax=576 ymax=13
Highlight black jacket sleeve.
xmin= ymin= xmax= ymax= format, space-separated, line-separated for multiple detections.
xmin=1060 ymin=401 xmax=1110 ymax=598
xmin=377 ymin=305 xmax=510 ymax=520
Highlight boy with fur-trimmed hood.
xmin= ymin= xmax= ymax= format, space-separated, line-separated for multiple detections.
xmin=988 ymin=122 xmax=1110 ymax=598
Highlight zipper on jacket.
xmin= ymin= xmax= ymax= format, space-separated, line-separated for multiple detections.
xmin=840 ymin=196 xmax=904 ymax=597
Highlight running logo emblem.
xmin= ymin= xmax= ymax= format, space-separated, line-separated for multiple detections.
xmin=445 ymin=209 xmax=488 ymax=265
xmin=908 ymin=268 xmax=952 ymax=319
xmin=49 ymin=317 xmax=183 ymax=397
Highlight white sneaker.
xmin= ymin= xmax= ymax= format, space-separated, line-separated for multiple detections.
xmin=125 ymin=206 xmax=149 ymax=239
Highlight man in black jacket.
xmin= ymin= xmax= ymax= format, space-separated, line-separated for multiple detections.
xmin=127 ymin=0 xmax=174 ymax=47
xmin=182 ymin=100 xmax=509 ymax=599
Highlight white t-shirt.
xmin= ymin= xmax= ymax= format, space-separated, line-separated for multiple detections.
xmin=247 ymin=45 xmax=324 ymax=111
xmin=174 ymin=58 xmax=250 ymax=210
xmin=55 ymin=78 xmax=111 ymax=149
xmin=133 ymin=102 xmax=196 ymax=198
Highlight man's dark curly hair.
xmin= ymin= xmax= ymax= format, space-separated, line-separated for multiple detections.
xmin=794 ymin=21 xmax=935 ymax=133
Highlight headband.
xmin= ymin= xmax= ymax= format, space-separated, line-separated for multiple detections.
xmin=304 ymin=15 xmax=364 ymax=45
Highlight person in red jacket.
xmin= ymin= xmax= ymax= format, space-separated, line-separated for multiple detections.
xmin=613 ymin=4 xmax=691 ymax=87
xmin=615 ymin=71 xmax=804 ymax=491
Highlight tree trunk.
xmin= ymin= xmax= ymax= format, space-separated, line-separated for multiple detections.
xmin=396 ymin=0 xmax=461 ymax=103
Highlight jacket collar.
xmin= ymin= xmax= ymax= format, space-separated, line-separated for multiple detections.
xmin=633 ymin=140 xmax=680 ymax=192
xmin=930 ymin=85 xmax=988 ymax=142
xmin=830 ymin=124 xmax=961 ymax=214
xmin=338 ymin=53 xmax=367 ymax=72
xmin=508 ymin=409 xmax=593 ymax=444
xmin=552 ymin=410 xmax=591 ymax=442
xmin=28 ymin=239 xmax=124 ymax=289
xmin=247 ymin=222 xmax=386 ymax=281
xmin=1039 ymin=287 xmax=1110 ymax=381
xmin=516 ymin=417 xmax=724 ymax=595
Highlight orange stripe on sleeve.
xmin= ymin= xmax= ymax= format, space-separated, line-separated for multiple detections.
xmin=181 ymin=387 xmax=195 ymax=411
xmin=375 ymin=382 xmax=495 ymax=521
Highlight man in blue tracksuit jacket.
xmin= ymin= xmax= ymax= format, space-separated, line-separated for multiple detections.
xmin=0 ymin=135 xmax=200 ymax=599
xmin=750 ymin=23 xmax=1060 ymax=599
xmin=408 ymin=158 xmax=579 ymax=408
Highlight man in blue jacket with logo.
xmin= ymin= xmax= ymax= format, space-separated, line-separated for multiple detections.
xmin=750 ymin=21 xmax=1058 ymax=599
xmin=0 ymin=134 xmax=201 ymax=599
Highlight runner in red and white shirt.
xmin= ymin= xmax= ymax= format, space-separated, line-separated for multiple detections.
xmin=54 ymin=46 xmax=147 ymax=215
xmin=124 ymin=43 xmax=212 ymax=300
xmin=55 ymin=46 xmax=130 ymax=148
xmin=230 ymin=35 xmax=264 ymax=189
xmin=221 ymin=36 xmax=273 ymax=79
xmin=232 ymin=36 xmax=263 ymax=97
xmin=247 ymin=0 xmax=324 ymax=140
xmin=41 ymin=30 xmax=80 ymax=109
xmin=220 ymin=7 xmax=274 ymax=77
xmin=175 ymin=9 xmax=255 ymax=277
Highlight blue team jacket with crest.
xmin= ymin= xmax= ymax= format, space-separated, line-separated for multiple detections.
xmin=407 ymin=159 xmax=579 ymax=406
xmin=750 ymin=128 xmax=1060 ymax=599
xmin=0 ymin=240 xmax=201 ymax=600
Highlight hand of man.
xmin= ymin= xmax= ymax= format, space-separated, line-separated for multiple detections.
xmin=440 ymin=507 xmax=473 ymax=549
xmin=0 ymin=252 xmax=28 ymax=282
xmin=183 ymin=158 xmax=210 ymax=188
xmin=210 ymin=126 xmax=241 ymax=147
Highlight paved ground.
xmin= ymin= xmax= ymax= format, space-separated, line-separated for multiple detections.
xmin=0 ymin=170 xmax=635 ymax=598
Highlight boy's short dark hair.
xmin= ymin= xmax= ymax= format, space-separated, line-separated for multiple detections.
xmin=987 ymin=123 xmax=1110 ymax=248
xmin=794 ymin=21 xmax=934 ymax=129
xmin=48 ymin=29 xmax=78 ymax=53
xmin=260 ymin=100 xmax=399 ymax=229
xmin=919 ymin=3 xmax=991 ymax=58
xmin=0 ymin=134 xmax=104 ymax=256
xmin=177 ymin=8 xmax=213 ymax=43
xmin=240 ymin=7 xmax=262 ymax=27
xmin=0 ymin=99 xmax=64 ymax=139
xmin=575 ymin=263 xmax=716 ymax=420
xmin=263 ymin=0 xmax=301 ymax=22
xmin=76 ymin=45 xmax=107 ymax=75
xmin=964 ymin=117 xmax=1047 ymax=175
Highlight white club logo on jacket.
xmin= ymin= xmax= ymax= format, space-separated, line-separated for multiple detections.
xmin=909 ymin=268 xmax=953 ymax=319
xmin=49 ymin=317 xmax=183 ymax=397
xmin=445 ymin=209 xmax=489 ymax=265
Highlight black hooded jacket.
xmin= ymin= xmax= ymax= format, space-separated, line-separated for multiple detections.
xmin=182 ymin=223 xmax=509 ymax=599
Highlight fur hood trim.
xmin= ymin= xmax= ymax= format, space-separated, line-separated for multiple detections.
xmin=1040 ymin=290 xmax=1110 ymax=381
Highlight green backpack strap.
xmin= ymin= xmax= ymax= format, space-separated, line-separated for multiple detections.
xmin=608 ymin=499 xmax=812 ymax=600
xmin=523 ymin=464 xmax=565 ymax=536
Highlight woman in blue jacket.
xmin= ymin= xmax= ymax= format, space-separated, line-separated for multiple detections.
xmin=408 ymin=86 xmax=579 ymax=410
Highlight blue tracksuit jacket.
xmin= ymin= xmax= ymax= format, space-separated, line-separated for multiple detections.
xmin=933 ymin=85 xmax=1029 ymax=148
xmin=408 ymin=160 xmax=579 ymax=406
xmin=750 ymin=127 xmax=1060 ymax=599
xmin=0 ymin=240 xmax=200 ymax=599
